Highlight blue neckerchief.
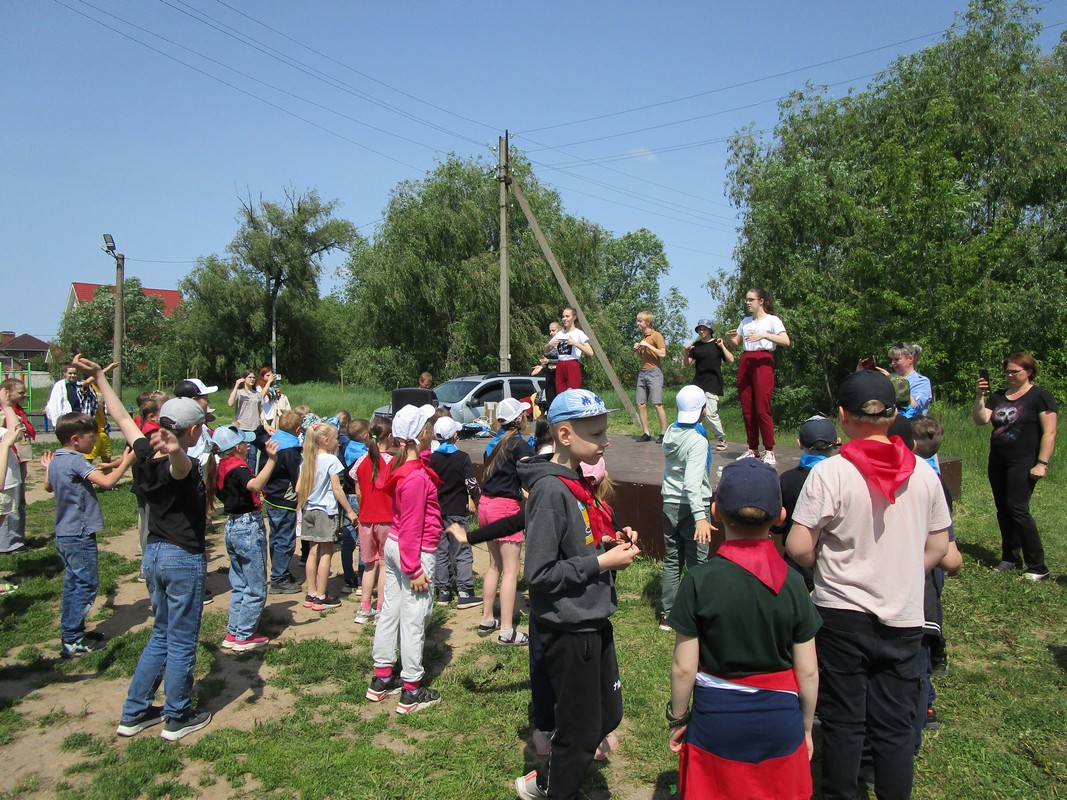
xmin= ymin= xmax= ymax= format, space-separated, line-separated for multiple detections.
xmin=344 ymin=440 xmax=367 ymax=466
xmin=436 ymin=442 xmax=458 ymax=455
xmin=671 ymin=421 xmax=711 ymax=471
xmin=799 ymin=453 xmax=829 ymax=469
xmin=924 ymin=455 xmax=940 ymax=474
xmin=271 ymin=430 xmax=301 ymax=450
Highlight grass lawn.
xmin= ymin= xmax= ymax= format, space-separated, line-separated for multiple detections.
xmin=1 ymin=389 xmax=1064 ymax=799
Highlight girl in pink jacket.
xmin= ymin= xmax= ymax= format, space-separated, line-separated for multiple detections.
xmin=365 ymin=403 xmax=444 ymax=715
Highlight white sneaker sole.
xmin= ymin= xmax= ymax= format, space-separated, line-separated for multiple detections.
xmin=160 ymin=712 xmax=211 ymax=741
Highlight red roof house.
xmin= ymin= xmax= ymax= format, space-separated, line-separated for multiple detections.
xmin=66 ymin=282 xmax=183 ymax=318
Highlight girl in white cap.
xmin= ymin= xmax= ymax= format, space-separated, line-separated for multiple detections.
xmin=478 ymin=397 xmax=535 ymax=645
xmin=366 ymin=404 xmax=443 ymax=714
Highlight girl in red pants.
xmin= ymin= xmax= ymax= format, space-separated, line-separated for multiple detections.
xmin=727 ymin=288 xmax=790 ymax=466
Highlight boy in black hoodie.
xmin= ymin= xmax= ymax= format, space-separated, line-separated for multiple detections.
xmin=515 ymin=389 xmax=640 ymax=800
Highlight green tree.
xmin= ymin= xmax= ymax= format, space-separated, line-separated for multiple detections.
xmin=721 ymin=0 xmax=1067 ymax=419
xmin=229 ymin=188 xmax=359 ymax=373
xmin=340 ymin=152 xmax=686 ymax=389
xmin=54 ymin=277 xmax=171 ymax=385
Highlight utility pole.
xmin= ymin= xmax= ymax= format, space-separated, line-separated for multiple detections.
xmin=102 ymin=235 xmax=124 ymax=398
xmin=508 ymin=178 xmax=641 ymax=425
xmin=498 ymin=132 xmax=510 ymax=372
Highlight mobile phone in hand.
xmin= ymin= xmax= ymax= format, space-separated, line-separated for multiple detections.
xmin=860 ymin=356 xmax=876 ymax=371
xmin=979 ymin=368 xmax=990 ymax=381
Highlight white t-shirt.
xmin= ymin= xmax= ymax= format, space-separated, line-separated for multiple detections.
xmin=0 ymin=428 xmax=21 ymax=491
xmin=737 ymin=314 xmax=786 ymax=352
xmin=305 ymin=453 xmax=344 ymax=514
xmin=553 ymin=328 xmax=590 ymax=362
xmin=792 ymin=453 xmax=951 ymax=628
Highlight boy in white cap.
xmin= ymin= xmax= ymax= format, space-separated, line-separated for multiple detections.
xmin=429 ymin=416 xmax=481 ymax=609
xmin=658 ymin=385 xmax=714 ymax=632
xmin=516 ymin=389 xmax=640 ymax=800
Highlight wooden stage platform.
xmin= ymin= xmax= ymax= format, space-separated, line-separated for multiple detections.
xmin=457 ymin=435 xmax=962 ymax=560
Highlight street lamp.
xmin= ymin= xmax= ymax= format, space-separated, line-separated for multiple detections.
xmin=101 ymin=234 xmax=124 ymax=398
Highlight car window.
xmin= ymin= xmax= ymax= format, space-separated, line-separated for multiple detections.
xmin=472 ymin=380 xmax=504 ymax=404
xmin=434 ymin=380 xmax=479 ymax=404
xmin=507 ymin=380 xmax=537 ymax=400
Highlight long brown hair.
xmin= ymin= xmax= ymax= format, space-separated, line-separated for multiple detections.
xmin=366 ymin=418 xmax=392 ymax=481
xmin=483 ymin=417 xmax=527 ymax=479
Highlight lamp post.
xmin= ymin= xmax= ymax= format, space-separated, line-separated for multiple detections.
xmin=102 ymin=234 xmax=124 ymax=398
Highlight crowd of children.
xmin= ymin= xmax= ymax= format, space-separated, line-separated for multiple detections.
xmin=4 ymin=352 xmax=990 ymax=800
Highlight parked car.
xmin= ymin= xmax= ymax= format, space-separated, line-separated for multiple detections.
xmin=373 ymin=372 xmax=545 ymax=424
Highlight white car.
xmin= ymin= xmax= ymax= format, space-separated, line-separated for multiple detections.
xmin=374 ymin=372 xmax=545 ymax=424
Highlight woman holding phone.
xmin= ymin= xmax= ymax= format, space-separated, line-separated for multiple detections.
xmin=726 ymin=288 xmax=790 ymax=466
xmin=973 ymin=351 xmax=1057 ymax=580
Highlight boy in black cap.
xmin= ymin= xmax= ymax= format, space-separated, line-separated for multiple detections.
xmin=786 ymin=370 xmax=950 ymax=800
xmin=668 ymin=459 xmax=821 ymax=799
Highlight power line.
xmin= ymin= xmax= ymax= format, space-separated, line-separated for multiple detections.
xmin=212 ymin=0 xmax=499 ymax=135
xmin=77 ymin=0 xmax=449 ymax=155
xmin=53 ymin=0 xmax=425 ymax=171
xmin=160 ymin=0 xmax=489 ymax=149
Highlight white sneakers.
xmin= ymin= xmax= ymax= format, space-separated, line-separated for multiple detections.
xmin=735 ymin=450 xmax=777 ymax=466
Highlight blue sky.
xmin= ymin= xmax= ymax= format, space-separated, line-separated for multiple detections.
xmin=3 ymin=1 xmax=1065 ymax=346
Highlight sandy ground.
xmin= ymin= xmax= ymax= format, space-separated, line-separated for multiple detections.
xmin=0 ymin=460 xmax=655 ymax=799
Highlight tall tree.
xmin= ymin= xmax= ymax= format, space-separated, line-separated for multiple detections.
xmin=721 ymin=0 xmax=1067 ymax=419
xmin=229 ymin=188 xmax=359 ymax=372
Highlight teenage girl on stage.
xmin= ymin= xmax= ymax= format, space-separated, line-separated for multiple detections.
xmin=727 ymin=288 xmax=790 ymax=467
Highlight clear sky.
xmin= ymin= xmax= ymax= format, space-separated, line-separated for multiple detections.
xmin=3 ymin=0 xmax=1064 ymax=345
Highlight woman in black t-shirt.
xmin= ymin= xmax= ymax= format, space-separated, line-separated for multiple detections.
xmin=973 ymin=351 xmax=1058 ymax=579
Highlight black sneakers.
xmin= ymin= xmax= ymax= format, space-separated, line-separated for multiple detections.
xmin=160 ymin=708 xmax=212 ymax=741
xmin=366 ymin=673 xmax=403 ymax=702
xmin=396 ymin=686 xmax=441 ymax=715
xmin=116 ymin=705 xmax=164 ymax=737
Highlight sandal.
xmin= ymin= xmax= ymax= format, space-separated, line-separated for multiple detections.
xmin=497 ymin=629 xmax=530 ymax=646
xmin=477 ymin=618 xmax=500 ymax=636
xmin=715 ymin=440 xmax=728 ymax=451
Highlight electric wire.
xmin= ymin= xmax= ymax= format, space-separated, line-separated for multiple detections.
xmin=53 ymin=0 xmax=424 ymax=171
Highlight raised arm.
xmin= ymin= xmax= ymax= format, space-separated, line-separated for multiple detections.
xmin=71 ymin=355 xmax=143 ymax=446
xmin=972 ymin=378 xmax=992 ymax=426
xmin=717 ymin=338 xmax=735 ymax=363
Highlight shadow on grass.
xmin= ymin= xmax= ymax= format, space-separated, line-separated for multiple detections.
xmin=1048 ymin=645 xmax=1067 ymax=674
xmin=958 ymin=539 xmax=1000 ymax=567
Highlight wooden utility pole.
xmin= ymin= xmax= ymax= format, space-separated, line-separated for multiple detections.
xmin=508 ymin=177 xmax=640 ymax=425
xmin=111 ymin=253 xmax=125 ymax=399
xmin=498 ymin=133 xmax=510 ymax=372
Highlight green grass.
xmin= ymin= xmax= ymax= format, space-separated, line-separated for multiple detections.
xmin=3 ymin=400 xmax=1066 ymax=798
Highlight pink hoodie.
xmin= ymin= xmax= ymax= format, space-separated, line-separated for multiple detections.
xmin=381 ymin=452 xmax=443 ymax=579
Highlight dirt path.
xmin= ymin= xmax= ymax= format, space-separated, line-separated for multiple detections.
xmin=0 ymin=491 xmax=656 ymax=799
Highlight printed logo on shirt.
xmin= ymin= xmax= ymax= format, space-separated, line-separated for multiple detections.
xmin=579 ymin=501 xmax=592 ymax=543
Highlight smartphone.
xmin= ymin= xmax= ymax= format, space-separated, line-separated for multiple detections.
xmin=860 ymin=356 xmax=876 ymax=371
xmin=979 ymin=368 xmax=990 ymax=382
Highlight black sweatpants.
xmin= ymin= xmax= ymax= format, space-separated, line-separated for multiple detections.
xmin=537 ymin=622 xmax=623 ymax=800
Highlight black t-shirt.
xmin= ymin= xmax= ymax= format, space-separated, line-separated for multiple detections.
xmin=689 ymin=340 xmax=725 ymax=396
xmin=481 ymin=436 xmax=536 ymax=500
xmin=430 ymin=449 xmax=479 ymax=517
xmin=771 ymin=465 xmax=812 ymax=537
xmin=986 ymin=386 xmax=1058 ymax=463
xmin=133 ymin=437 xmax=207 ymax=554
xmin=219 ymin=464 xmax=257 ymax=515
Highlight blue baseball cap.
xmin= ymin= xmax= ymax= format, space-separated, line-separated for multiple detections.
xmin=714 ymin=459 xmax=782 ymax=524
xmin=547 ymin=389 xmax=616 ymax=423
xmin=211 ymin=424 xmax=256 ymax=453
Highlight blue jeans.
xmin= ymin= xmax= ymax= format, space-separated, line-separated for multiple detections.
xmin=339 ymin=493 xmax=363 ymax=585
xmin=225 ymin=513 xmax=268 ymax=640
xmin=120 ymin=541 xmax=206 ymax=722
xmin=264 ymin=503 xmax=297 ymax=584
xmin=56 ymin=534 xmax=99 ymax=644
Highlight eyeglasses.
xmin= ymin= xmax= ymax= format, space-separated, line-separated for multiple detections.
xmin=1005 ymin=368 xmax=1026 ymax=376
xmin=744 ymin=297 xmax=758 ymax=302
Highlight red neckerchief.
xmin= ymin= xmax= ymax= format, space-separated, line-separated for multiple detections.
xmin=12 ymin=405 xmax=34 ymax=441
xmin=716 ymin=539 xmax=788 ymax=593
xmin=378 ymin=450 xmax=441 ymax=496
xmin=557 ymin=475 xmax=615 ymax=545
xmin=141 ymin=421 xmax=160 ymax=435
xmin=840 ymin=436 xmax=915 ymax=503
xmin=217 ymin=455 xmax=260 ymax=508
